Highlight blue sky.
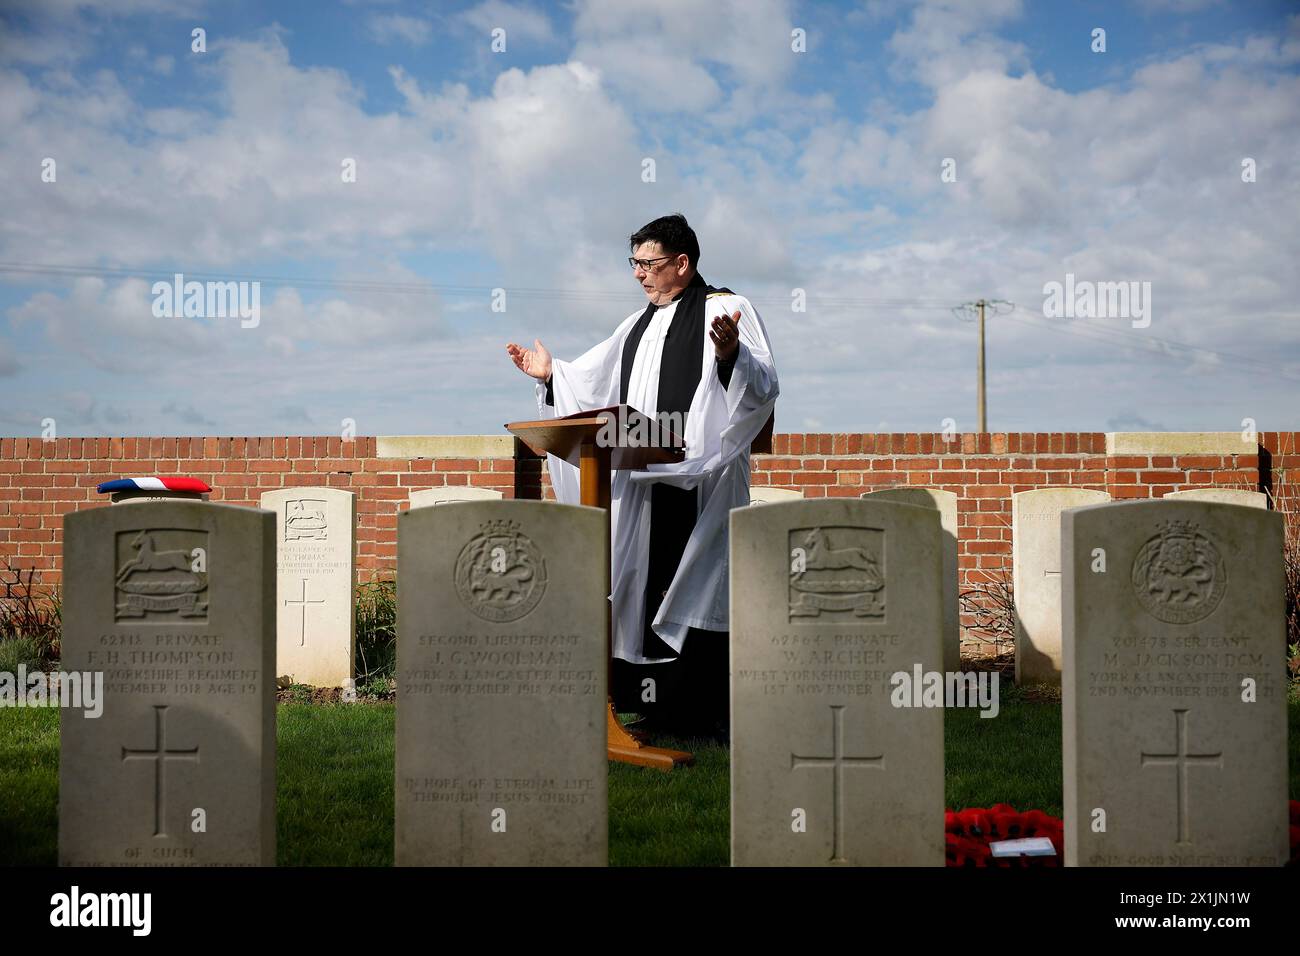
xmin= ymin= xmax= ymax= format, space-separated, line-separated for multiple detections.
xmin=1 ymin=0 xmax=1297 ymax=437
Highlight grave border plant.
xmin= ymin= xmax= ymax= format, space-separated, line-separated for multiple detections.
xmin=0 ymin=566 xmax=61 ymax=671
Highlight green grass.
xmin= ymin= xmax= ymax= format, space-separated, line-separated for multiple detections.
xmin=0 ymin=705 xmax=58 ymax=866
xmin=610 ymin=732 xmax=730 ymax=866
xmin=4 ymin=699 xmax=1298 ymax=866
xmin=276 ymin=703 xmax=394 ymax=866
xmin=945 ymin=688 xmax=1065 ymax=817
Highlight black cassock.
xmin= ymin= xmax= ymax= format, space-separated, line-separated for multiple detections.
xmin=547 ymin=272 xmax=734 ymax=737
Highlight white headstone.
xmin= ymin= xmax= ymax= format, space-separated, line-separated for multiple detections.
xmin=863 ymin=488 xmax=959 ymax=671
xmin=1012 ymin=488 xmax=1111 ymax=685
xmin=59 ymin=501 xmax=276 ymax=865
xmin=395 ymin=499 xmax=608 ymax=866
xmin=113 ymin=491 xmax=209 ymax=504
xmin=730 ymin=499 xmax=945 ymax=866
xmin=1063 ymin=499 xmax=1288 ymax=866
xmin=409 ymin=487 xmax=504 ymax=509
xmin=750 ymin=487 xmax=803 ymax=505
xmin=1163 ymin=489 xmax=1267 ymax=509
xmin=260 ymin=487 xmax=356 ymax=688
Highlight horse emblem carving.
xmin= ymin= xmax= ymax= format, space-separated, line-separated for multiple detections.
xmin=115 ymin=530 xmax=208 ymax=620
xmin=285 ymin=499 xmax=328 ymax=541
xmin=789 ymin=526 xmax=885 ymax=620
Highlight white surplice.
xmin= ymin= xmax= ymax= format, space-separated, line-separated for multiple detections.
xmin=533 ymin=290 xmax=779 ymax=663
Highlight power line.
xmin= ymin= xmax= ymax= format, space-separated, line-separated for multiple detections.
xmin=954 ymin=296 xmax=1299 ymax=434
xmin=1001 ymin=304 xmax=1297 ymax=378
xmin=10 ymin=258 xmax=1290 ymax=378
xmin=0 ymin=261 xmax=960 ymax=309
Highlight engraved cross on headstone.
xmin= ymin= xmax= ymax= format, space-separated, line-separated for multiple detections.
xmin=791 ymin=704 xmax=884 ymax=863
xmin=1139 ymin=708 xmax=1223 ymax=845
xmin=285 ymin=576 xmax=325 ymax=647
xmin=121 ymin=705 xmax=200 ymax=838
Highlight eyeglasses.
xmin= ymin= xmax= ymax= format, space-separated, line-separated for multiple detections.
xmin=628 ymin=255 xmax=674 ymax=273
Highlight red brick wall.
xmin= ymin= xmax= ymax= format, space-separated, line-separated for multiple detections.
xmin=1263 ymin=431 xmax=1300 ymax=516
xmin=0 ymin=437 xmax=515 ymax=586
xmin=748 ymin=432 xmax=1295 ymax=655
xmin=751 ymin=432 xmax=1271 ymax=574
xmin=3 ymin=432 xmax=1295 ymax=654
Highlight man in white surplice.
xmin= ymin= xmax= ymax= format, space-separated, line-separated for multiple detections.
xmin=506 ymin=214 xmax=778 ymax=736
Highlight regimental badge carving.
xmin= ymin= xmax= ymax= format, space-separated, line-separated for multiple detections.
xmin=1131 ymin=520 xmax=1226 ymax=624
xmin=115 ymin=529 xmax=209 ymax=622
xmin=789 ymin=526 xmax=885 ymax=622
xmin=284 ymin=499 xmax=328 ymax=541
xmin=454 ymin=520 xmax=547 ymax=622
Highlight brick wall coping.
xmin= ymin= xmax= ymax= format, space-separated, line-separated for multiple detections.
xmin=1104 ymin=432 xmax=1251 ymax=455
xmin=374 ymin=436 xmax=514 ymax=459
xmin=368 ymin=432 xmax=1258 ymax=458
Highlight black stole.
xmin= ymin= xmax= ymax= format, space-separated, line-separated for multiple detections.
xmin=618 ymin=271 xmax=733 ymax=420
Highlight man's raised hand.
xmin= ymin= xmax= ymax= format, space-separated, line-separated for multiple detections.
xmin=710 ymin=310 xmax=741 ymax=361
xmin=505 ymin=339 xmax=553 ymax=382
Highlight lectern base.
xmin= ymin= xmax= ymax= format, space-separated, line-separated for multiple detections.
xmin=606 ymin=701 xmax=693 ymax=771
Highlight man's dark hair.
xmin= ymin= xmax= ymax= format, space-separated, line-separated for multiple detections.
xmin=629 ymin=213 xmax=700 ymax=270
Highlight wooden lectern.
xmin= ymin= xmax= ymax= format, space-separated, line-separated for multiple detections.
xmin=506 ymin=405 xmax=695 ymax=770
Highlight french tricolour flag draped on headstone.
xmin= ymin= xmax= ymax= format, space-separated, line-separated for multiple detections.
xmin=96 ymin=477 xmax=212 ymax=495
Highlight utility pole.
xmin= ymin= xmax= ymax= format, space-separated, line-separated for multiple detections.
xmin=954 ymin=299 xmax=1012 ymax=434
xmin=976 ymin=299 xmax=987 ymax=433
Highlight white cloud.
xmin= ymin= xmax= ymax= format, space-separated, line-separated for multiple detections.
xmin=459 ymin=1 xmax=556 ymax=45
xmin=11 ymin=0 xmax=202 ymax=14
xmin=367 ymin=13 xmax=433 ymax=46
xmin=1133 ymin=0 xmax=1223 ymax=11
xmin=0 ymin=36 xmax=650 ymax=289
xmin=9 ymin=277 xmax=214 ymax=372
xmin=0 ymin=339 xmax=21 ymax=376
xmin=0 ymin=0 xmax=203 ymax=67
xmin=161 ymin=401 xmax=216 ymax=427
xmin=886 ymin=0 xmax=1029 ymax=89
xmin=569 ymin=0 xmax=797 ymax=112
xmin=0 ymin=5 xmax=1296 ymax=434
